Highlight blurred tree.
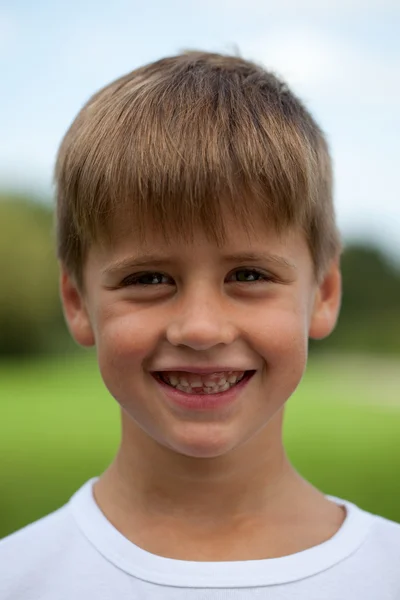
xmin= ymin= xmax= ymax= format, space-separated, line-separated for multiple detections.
xmin=342 ymin=245 xmax=400 ymax=312
xmin=0 ymin=194 xmax=69 ymax=356
xmin=310 ymin=243 xmax=400 ymax=355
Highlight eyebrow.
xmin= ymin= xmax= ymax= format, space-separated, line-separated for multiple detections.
xmin=102 ymin=252 xmax=296 ymax=276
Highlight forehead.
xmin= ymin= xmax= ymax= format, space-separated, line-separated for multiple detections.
xmin=92 ymin=209 xmax=310 ymax=271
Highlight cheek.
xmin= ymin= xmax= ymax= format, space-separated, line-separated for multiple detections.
xmin=248 ymin=304 xmax=308 ymax=358
xmin=246 ymin=307 xmax=309 ymax=398
xmin=94 ymin=309 xmax=158 ymax=389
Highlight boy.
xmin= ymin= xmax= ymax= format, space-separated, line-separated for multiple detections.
xmin=1 ymin=51 xmax=399 ymax=599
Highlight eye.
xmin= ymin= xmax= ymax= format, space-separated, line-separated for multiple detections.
xmin=228 ymin=268 xmax=272 ymax=283
xmin=119 ymin=268 xmax=273 ymax=288
xmin=120 ymin=272 xmax=172 ymax=287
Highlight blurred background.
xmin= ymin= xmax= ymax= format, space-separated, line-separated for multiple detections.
xmin=1 ymin=0 xmax=399 ymax=538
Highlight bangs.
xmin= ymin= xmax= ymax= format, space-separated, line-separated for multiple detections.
xmin=56 ymin=55 xmax=324 ymax=251
xmin=55 ymin=52 xmax=340 ymax=290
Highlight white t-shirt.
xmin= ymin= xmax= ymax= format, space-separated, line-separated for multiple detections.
xmin=1 ymin=477 xmax=400 ymax=599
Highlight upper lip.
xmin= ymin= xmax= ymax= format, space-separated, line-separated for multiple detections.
xmin=152 ymin=367 xmax=256 ymax=374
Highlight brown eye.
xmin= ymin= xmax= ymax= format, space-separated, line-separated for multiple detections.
xmin=230 ymin=269 xmax=271 ymax=283
xmin=119 ymin=269 xmax=272 ymax=288
xmin=121 ymin=272 xmax=171 ymax=286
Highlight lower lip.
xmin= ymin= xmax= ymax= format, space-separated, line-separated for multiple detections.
xmin=152 ymin=371 xmax=255 ymax=411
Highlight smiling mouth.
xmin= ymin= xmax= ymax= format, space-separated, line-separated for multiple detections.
xmin=153 ymin=370 xmax=255 ymax=395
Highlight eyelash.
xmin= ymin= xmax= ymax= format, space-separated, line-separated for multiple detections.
xmin=120 ymin=269 xmax=274 ymax=288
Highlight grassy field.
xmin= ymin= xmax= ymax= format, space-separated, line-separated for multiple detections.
xmin=1 ymin=351 xmax=399 ymax=539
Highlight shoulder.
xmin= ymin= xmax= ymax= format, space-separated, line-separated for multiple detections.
xmin=350 ymin=503 xmax=400 ymax=582
xmin=0 ymin=505 xmax=80 ymax=597
xmin=342 ymin=493 xmax=400 ymax=554
xmin=329 ymin=494 xmax=400 ymax=553
xmin=367 ymin=511 xmax=400 ymax=550
xmin=325 ymin=494 xmax=400 ymax=591
xmin=357 ymin=510 xmax=400 ymax=592
xmin=0 ymin=504 xmax=74 ymax=555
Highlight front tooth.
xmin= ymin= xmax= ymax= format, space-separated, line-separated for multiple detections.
xmin=190 ymin=380 xmax=203 ymax=388
xmin=217 ymin=377 xmax=227 ymax=386
xmin=179 ymin=377 xmax=189 ymax=387
xmin=168 ymin=375 xmax=179 ymax=386
xmin=204 ymin=381 xmax=217 ymax=388
xmin=228 ymin=374 xmax=238 ymax=383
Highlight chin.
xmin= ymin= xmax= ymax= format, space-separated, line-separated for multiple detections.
xmin=173 ymin=445 xmax=235 ymax=460
xmin=164 ymin=423 xmax=243 ymax=459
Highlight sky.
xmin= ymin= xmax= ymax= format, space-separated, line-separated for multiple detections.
xmin=1 ymin=0 xmax=399 ymax=261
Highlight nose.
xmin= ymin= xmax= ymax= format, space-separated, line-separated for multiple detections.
xmin=166 ymin=287 xmax=238 ymax=351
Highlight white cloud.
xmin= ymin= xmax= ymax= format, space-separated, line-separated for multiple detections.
xmin=243 ymin=26 xmax=400 ymax=106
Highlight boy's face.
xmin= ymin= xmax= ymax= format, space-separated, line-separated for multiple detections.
xmin=60 ymin=212 xmax=341 ymax=459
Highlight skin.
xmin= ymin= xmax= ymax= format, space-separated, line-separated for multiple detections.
xmin=60 ymin=212 xmax=344 ymax=561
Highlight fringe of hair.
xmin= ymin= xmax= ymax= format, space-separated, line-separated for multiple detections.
xmin=54 ymin=51 xmax=342 ymax=290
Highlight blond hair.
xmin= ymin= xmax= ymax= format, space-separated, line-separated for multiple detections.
xmin=54 ymin=51 xmax=342 ymax=290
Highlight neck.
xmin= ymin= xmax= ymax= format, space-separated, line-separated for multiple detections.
xmin=92 ymin=409 xmax=346 ymax=561
xmin=94 ymin=407 xmax=320 ymax=525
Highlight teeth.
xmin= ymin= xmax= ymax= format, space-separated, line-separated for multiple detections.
xmin=219 ymin=382 xmax=230 ymax=392
xmin=168 ymin=375 xmax=179 ymax=386
xmin=158 ymin=370 xmax=248 ymax=394
xmin=190 ymin=380 xmax=203 ymax=388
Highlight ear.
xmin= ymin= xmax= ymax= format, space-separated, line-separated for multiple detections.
xmin=59 ymin=265 xmax=95 ymax=347
xmin=309 ymin=258 xmax=342 ymax=340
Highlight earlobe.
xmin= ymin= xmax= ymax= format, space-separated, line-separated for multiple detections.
xmin=59 ymin=267 xmax=95 ymax=347
xmin=309 ymin=259 xmax=342 ymax=340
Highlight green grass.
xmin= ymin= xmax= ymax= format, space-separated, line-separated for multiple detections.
xmin=1 ymin=352 xmax=399 ymax=539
